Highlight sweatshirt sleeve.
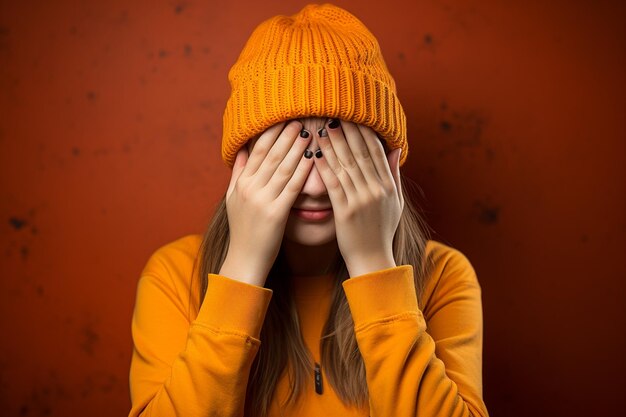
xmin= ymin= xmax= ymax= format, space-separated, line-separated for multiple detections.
xmin=129 ymin=267 xmax=273 ymax=417
xmin=341 ymin=251 xmax=488 ymax=417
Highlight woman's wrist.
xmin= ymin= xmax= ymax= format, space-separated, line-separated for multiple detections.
xmin=218 ymin=254 xmax=268 ymax=287
xmin=346 ymin=252 xmax=397 ymax=278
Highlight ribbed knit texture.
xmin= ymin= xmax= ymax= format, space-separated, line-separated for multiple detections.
xmin=221 ymin=3 xmax=408 ymax=168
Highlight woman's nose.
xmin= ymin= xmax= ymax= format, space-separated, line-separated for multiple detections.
xmin=300 ymin=163 xmax=327 ymax=196
xmin=298 ymin=129 xmax=327 ymax=196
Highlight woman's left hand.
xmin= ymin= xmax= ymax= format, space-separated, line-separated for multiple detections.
xmin=313 ymin=118 xmax=404 ymax=277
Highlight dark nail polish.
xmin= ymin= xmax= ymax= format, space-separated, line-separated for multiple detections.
xmin=317 ymin=128 xmax=328 ymax=137
xmin=328 ymin=118 xmax=340 ymax=129
xmin=315 ymin=149 xmax=323 ymax=158
xmin=300 ymin=129 xmax=310 ymax=138
xmin=304 ymin=149 xmax=313 ymax=159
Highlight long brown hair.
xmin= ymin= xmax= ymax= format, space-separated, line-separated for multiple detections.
xmin=195 ymin=172 xmax=435 ymax=416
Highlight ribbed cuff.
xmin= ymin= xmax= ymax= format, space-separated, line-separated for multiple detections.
xmin=194 ymin=274 xmax=273 ymax=340
xmin=342 ymin=265 xmax=417 ymax=326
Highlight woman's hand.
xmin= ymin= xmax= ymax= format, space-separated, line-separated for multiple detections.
xmin=221 ymin=120 xmax=314 ymax=286
xmin=313 ymin=118 xmax=403 ymax=277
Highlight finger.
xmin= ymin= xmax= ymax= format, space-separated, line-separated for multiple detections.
xmin=312 ymin=146 xmax=348 ymax=207
xmin=266 ymin=129 xmax=314 ymax=199
xmin=241 ymin=121 xmax=288 ymax=177
xmin=227 ymin=147 xmax=249 ymax=201
xmin=388 ymin=148 xmax=403 ymax=207
xmin=342 ymin=122 xmax=382 ymax=185
xmin=316 ymin=124 xmax=356 ymax=196
xmin=254 ymin=120 xmax=307 ymax=187
xmin=397 ymin=153 xmax=404 ymax=209
xmin=275 ymin=151 xmax=316 ymax=208
xmin=358 ymin=125 xmax=396 ymax=189
xmin=325 ymin=119 xmax=368 ymax=190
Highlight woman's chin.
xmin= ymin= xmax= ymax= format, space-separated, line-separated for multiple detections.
xmin=284 ymin=220 xmax=336 ymax=246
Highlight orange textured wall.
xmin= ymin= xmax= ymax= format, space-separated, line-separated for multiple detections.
xmin=0 ymin=1 xmax=623 ymax=416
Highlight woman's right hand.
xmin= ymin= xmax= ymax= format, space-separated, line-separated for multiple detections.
xmin=219 ymin=120 xmax=314 ymax=286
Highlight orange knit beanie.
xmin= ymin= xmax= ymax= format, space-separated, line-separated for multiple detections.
xmin=221 ymin=3 xmax=408 ymax=168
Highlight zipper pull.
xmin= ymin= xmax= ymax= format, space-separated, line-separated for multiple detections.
xmin=314 ymin=362 xmax=323 ymax=395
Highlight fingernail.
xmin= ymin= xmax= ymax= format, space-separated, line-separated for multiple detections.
xmin=328 ymin=118 xmax=340 ymax=129
xmin=304 ymin=149 xmax=313 ymax=159
xmin=315 ymin=149 xmax=323 ymax=158
xmin=300 ymin=129 xmax=310 ymax=139
xmin=317 ymin=128 xmax=328 ymax=137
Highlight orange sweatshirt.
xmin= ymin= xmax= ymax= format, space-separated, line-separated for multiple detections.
xmin=129 ymin=235 xmax=488 ymax=416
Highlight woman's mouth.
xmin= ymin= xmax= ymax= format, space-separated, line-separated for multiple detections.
xmin=291 ymin=208 xmax=333 ymax=221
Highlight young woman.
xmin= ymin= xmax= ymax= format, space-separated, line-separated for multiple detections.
xmin=129 ymin=4 xmax=488 ymax=417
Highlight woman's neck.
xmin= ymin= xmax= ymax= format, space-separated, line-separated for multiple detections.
xmin=282 ymin=238 xmax=340 ymax=277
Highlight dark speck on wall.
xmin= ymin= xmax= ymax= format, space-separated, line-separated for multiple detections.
xmin=424 ymin=33 xmax=433 ymax=44
xmin=437 ymin=108 xmax=486 ymax=149
xmin=158 ymin=49 xmax=169 ymax=58
xmin=20 ymin=245 xmax=29 ymax=260
xmin=175 ymin=3 xmax=185 ymax=14
xmin=86 ymin=91 xmax=97 ymax=101
xmin=80 ymin=372 xmax=119 ymax=398
xmin=474 ymin=201 xmax=500 ymax=224
xmin=100 ymin=374 xmax=117 ymax=393
xmin=17 ymin=380 xmax=61 ymax=416
xmin=80 ymin=324 xmax=99 ymax=356
xmin=72 ymin=147 xmax=80 ymax=156
xmin=184 ymin=43 xmax=192 ymax=56
xmin=9 ymin=217 xmax=27 ymax=230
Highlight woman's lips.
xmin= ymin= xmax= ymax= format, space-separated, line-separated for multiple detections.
xmin=291 ymin=208 xmax=333 ymax=221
